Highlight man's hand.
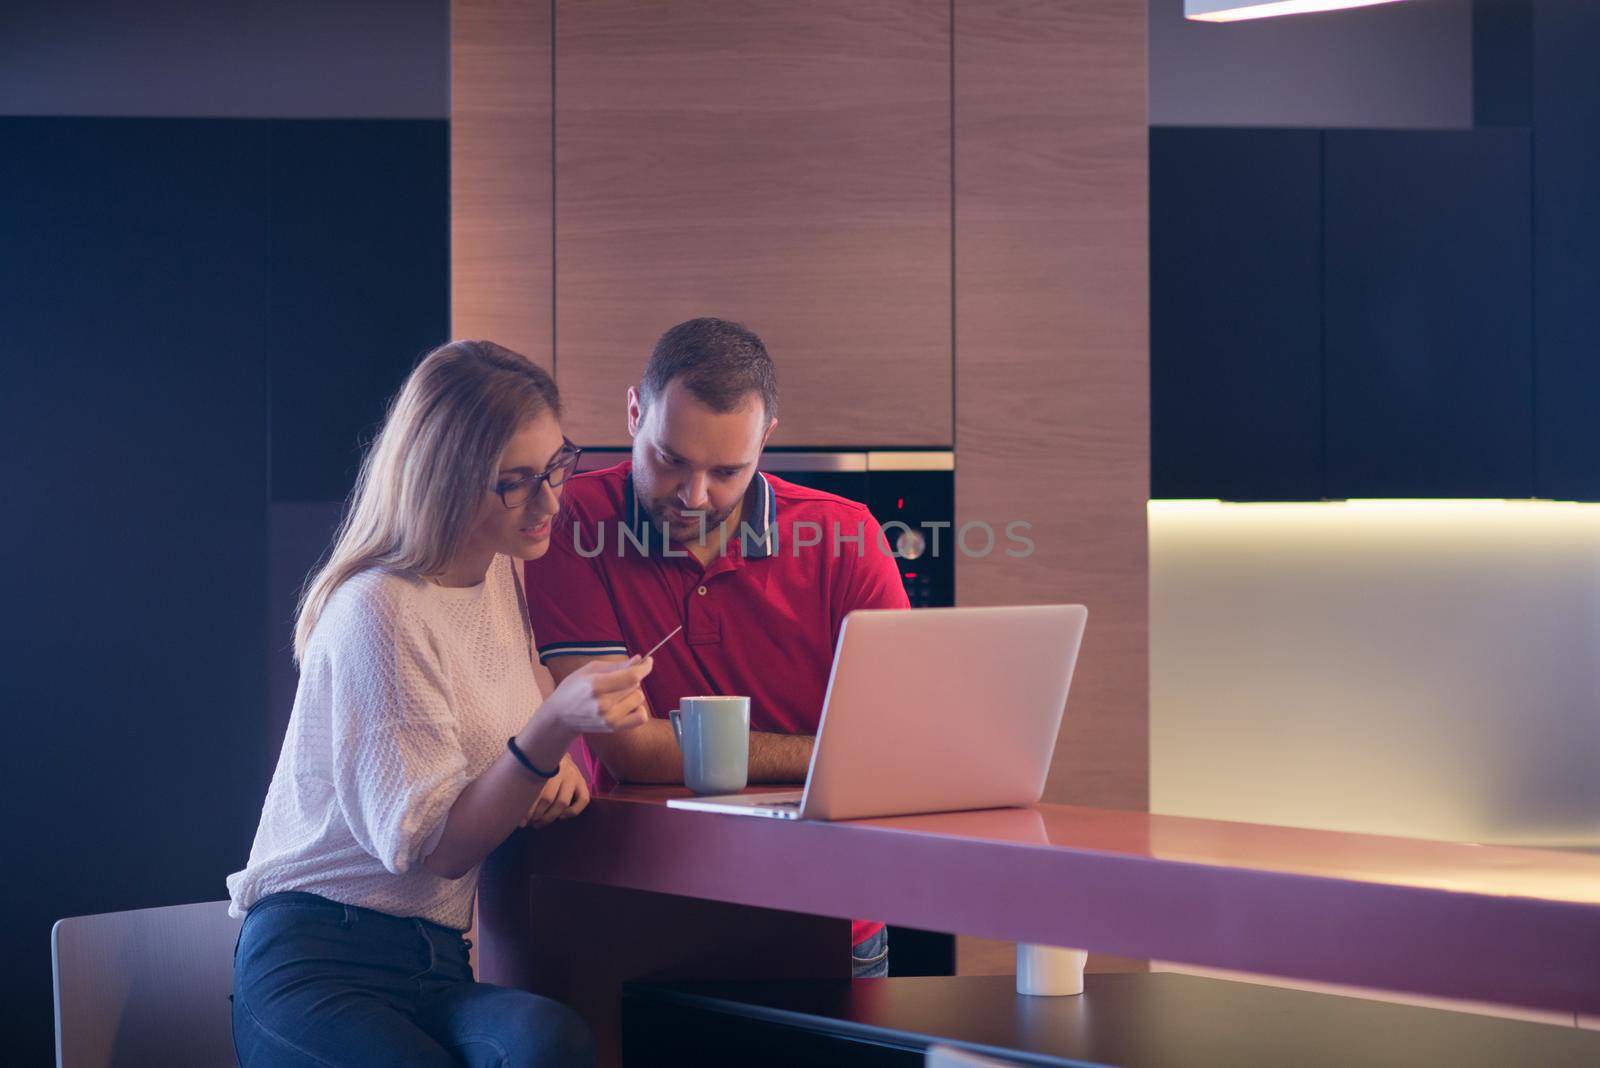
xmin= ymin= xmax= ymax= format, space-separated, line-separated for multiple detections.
xmin=520 ymin=754 xmax=591 ymax=829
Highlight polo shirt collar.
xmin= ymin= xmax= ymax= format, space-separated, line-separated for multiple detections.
xmin=624 ymin=471 xmax=649 ymax=552
xmin=742 ymin=471 xmax=777 ymax=559
xmin=624 ymin=469 xmax=776 ymax=559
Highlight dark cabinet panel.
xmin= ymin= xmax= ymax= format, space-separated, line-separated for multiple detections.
xmin=0 ymin=118 xmax=272 ymax=1064
xmin=268 ymin=120 xmax=449 ymax=501
xmin=0 ymin=117 xmax=452 ymax=1062
xmin=1533 ymin=6 xmax=1600 ymax=500
xmin=1151 ymin=128 xmax=1323 ymax=500
xmin=1473 ymin=0 xmax=1533 ymax=128
xmin=1323 ymin=130 xmax=1532 ymax=498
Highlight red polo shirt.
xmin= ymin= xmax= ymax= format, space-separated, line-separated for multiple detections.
xmin=523 ymin=461 xmax=909 ymax=946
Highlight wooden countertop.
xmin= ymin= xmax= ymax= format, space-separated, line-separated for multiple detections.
xmin=487 ymin=786 xmax=1600 ymax=1014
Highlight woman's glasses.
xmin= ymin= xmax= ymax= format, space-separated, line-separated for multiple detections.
xmin=495 ymin=439 xmax=582 ymax=509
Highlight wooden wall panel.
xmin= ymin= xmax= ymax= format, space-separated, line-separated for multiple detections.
xmin=455 ymin=0 xmax=1149 ymax=980
xmin=954 ymin=0 xmax=1147 ymax=809
xmin=953 ymin=0 xmax=1148 ymax=899
xmin=452 ymin=0 xmax=553 ymax=366
xmin=553 ymin=0 xmax=951 ymax=447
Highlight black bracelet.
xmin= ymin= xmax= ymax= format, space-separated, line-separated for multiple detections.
xmin=506 ymin=736 xmax=561 ymax=779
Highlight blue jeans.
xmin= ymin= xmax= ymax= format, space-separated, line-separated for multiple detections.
xmin=851 ymin=927 xmax=890 ymax=979
xmin=232 ymin=892 xmax=595 ymax=1067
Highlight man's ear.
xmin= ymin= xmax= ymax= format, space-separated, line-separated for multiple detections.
xmin=627 ymin=387 xmax=644 ymax=438
xmin=759 ymin=416 xmax=778 ymax=451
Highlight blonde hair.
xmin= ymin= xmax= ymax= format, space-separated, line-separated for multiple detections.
xmin=293 ymin=340 xmax=560 ymax=664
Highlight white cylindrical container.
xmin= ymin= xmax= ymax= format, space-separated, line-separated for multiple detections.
xmin=1016 ymin=943 xmax=1087 ymax=996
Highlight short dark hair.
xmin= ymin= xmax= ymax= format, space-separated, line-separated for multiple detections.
xmin=639 ymin=318 xmax=779 ymax=419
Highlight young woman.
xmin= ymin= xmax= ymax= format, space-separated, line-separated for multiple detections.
xmin=227 ymin=340 xmax=650 ymax=1067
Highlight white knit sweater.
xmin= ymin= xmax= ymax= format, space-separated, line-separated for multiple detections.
xmin=226 ymin=554 xmax=540 ymax=930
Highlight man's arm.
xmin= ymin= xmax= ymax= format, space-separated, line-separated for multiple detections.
xmin=547 ymin=654 xmax=813 ymax=785
xmin=747 ymin=730 xmax=813 ymax=784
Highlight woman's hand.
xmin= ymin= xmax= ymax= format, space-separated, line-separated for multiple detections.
xmin=541 ymin=656 xmax=653 ymax=735
xmin=520 ymin=754 xmax=590 ymax=828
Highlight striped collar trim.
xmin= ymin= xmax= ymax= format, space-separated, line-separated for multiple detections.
xmin=624 ymin=470 xmax=776 ymax=559
xmin=535 ymin=639 xmax=629 ymax=665
xmin=743 ymin=472 xmax=777 ymax=558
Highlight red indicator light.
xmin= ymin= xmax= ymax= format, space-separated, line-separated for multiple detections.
xmin=904 ymin=571 xmax=918 ymax=578
xmin=896 ymin=497 xmax=905 ymax=510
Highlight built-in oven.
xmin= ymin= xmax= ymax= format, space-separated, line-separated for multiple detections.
xmin=576 ymin=449 xmax=956 ymax=608
xmin=759 ymin=450 xmax=955 ymax=608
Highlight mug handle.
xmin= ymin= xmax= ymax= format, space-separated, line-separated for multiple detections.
xmin=668 ymin=709 xmax=683 ymax=748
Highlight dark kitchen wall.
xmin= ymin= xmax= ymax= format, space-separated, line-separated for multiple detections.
xmin=1152 ymin=1 xmax=1598 ymax=502
xmin=1 ymin=6 xmax=449 ymax=1062
xmin=0 ymin=0 xmax=448 ymax=119
xmin=1149 ymin=0 xmax=1474 ymax=129
xmin=0 ymin=111 xmax=448 ymax=1068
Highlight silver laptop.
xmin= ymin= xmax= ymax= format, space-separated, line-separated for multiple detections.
xmin=666 ymin=604 xmax=1088 ymax=821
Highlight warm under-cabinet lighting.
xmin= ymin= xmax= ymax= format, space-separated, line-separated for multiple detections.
xmin=1186 ymin=0 xmax=1409 ymax=23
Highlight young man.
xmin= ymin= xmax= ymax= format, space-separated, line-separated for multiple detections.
xmin=522 ymin=317 xmax=908 ymax=978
